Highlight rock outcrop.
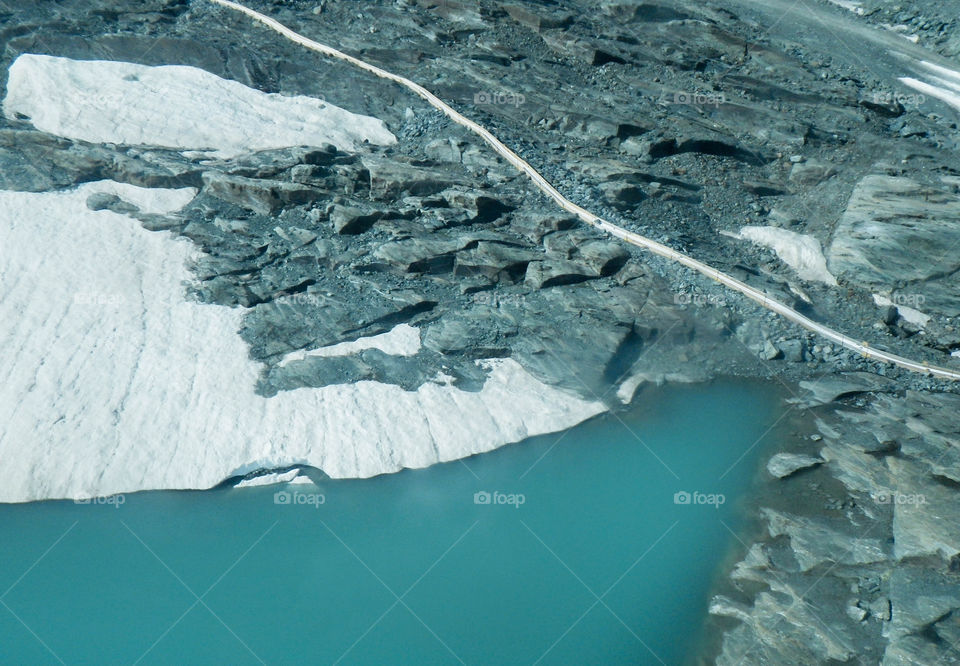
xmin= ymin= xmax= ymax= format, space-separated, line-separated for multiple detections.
xmin=711 ymin=388 xmax=960 ymax=665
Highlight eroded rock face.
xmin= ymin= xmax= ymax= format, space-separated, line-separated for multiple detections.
xmin=829 ymin=173 xmax=960 ymax=316
xmin=713 ymin=387 xmax=960 ymax=665
xmin=767 ymin=453 xmax=822 ymax=479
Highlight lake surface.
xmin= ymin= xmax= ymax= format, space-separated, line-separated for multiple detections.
xmin=0 ymin=380 xmax=781 ymax=665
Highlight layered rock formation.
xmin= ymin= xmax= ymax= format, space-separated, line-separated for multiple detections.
xmin=710 ymin=386 xmax=960 ymax=665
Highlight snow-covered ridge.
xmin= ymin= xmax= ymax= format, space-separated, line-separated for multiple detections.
xmin=0 ymin=182 xmax=604 ymax=503
xmin=2 ymin=54 xmax=396 ymax=158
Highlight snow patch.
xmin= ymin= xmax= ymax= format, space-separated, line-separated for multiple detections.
xmin=872 ymin=294 xmax=931 ymax=328
xmin=881 ymin=24 xmax=919 ymax=43
xmin=737 ymin=226 xmax=838 ymax=285
xmin=3 ymin=54 xmax=396 ymax=158
xmin=0 ymin=183 xmax=603 ymax=503
xmin=88 ymin=180 xmax=199 ymax=215
xmin=900 ymin=60 xmax=960 ymax=113
xmin=915 ymin=61 xmax=960 ymax=89
xmin=900 ymin=77 xmax=960 ymax=112
xmin=826 ymin=0 xmax=864 ymax=15
xmin=277 ymin=324 xmax=421 ymax=368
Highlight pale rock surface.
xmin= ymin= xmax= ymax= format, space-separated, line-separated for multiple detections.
xmin=766 ymin=452 xmax=822 ymax=478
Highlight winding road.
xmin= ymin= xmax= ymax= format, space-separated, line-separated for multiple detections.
xmin=209 ymin=0 xmax=960 ymax=381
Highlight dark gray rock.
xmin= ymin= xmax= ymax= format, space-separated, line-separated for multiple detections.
xmin=328 ymin=203 xmax=383 ymax=235
xmin=453 ymin=241 xmax=540 ymax=282
xmin=524 ymin=259 xmax=595 ymax=289
xmin=86 ymin=192 xmax=138 ymax=215
xmin=201 ymin=172 xmax=318 ymax=215
xmin=598 ymin=181 xmax=646 ymax=209
xmin=362 ymin=155 xmax=453 ymax=200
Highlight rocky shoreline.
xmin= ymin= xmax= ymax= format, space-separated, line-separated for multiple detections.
xmin=3 ymin=0 xmax=960 ymax=662
xmin=701 ymin=378 xmax=960 ymax=665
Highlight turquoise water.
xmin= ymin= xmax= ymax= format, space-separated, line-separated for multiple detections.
xmin=0 ymin=380 xmax=780 ymax=665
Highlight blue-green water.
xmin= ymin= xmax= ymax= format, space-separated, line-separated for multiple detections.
xmin=0 ymin=380 xmax=780 ymax=665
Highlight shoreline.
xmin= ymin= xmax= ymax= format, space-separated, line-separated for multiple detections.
xmin=0 ymin=376 xmax=787 ymax=665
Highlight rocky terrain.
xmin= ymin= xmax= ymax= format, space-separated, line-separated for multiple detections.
xmin=2 ymin=0 xmax=960 ymax=663
xmin=827 ymin=0 xmax=960 ymax=60
xmin=705 ymin=376 xmax=960 ymax=664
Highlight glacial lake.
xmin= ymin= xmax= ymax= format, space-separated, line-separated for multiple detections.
xmin=0 ymin=380 xmax=781 ymax=665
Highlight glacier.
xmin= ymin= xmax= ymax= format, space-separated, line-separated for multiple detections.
xmin=0 ymin=181 xmax=604 ymax=503
xmin=3 ymin=54 xmax=397 ymax=158
xmin=0 ymin=54 xmax=605 ymax=503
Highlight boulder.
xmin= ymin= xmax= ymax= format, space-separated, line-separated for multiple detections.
xmin=599 ymin=181 xmax=646 ymax=209
xmin=524 ymin=259 xmax=595 ymax=289
xmin=440 ymin=188 xmax=513 ymax=223
xmin=453 ymin=241 xmax=540 ymax=282
xmin=790 ymin=372 xmax=896 ymax=408
xmin=767 ymin=453 xmax=822 ymax=479
xmin=577 ymin=240 xmax=630 ymax=276
xmin=424 ymin=138 xmax=462 ymax=163
xmin=502 ymin=4 xmax=573 ymax=31
xmin=361 ymin=155 xmax=453 ymax=200
xmin=371 ymin=236 xmax=473 ymax=273
xmin=788 ymin=159 xmax=837 ymax=187
xmin=329 ymin=204 xmax=382 ymax=235
xmin=201 ymin=172 xmax=317 ymax=215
